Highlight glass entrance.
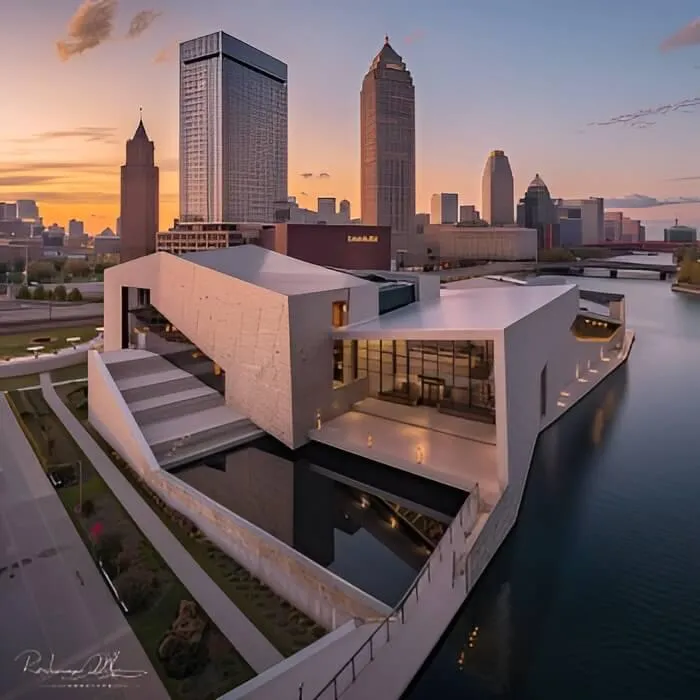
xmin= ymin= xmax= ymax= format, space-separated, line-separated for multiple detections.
xmin=421 ymin=378 xmax=444 ymax=406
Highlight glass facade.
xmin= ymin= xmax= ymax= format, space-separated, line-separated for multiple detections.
xmin=179 ymin=32 xmax=287 ymax=223
xmin=335 ymin=339 xmax=496 ymax=422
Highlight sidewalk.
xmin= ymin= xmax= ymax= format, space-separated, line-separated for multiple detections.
xmin=40 ymin=373 xmax=284 ymax=675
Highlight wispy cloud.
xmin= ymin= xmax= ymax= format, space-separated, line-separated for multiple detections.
xmin=319 ymin=172 xmax=330 ymax=179
xmin=660 ymin=18 xmax=700 ymax=52
xmin=605 ymin=194 xmax=700 ymax=208
xmin=11 ymin=127 xmax=118 ymax=145
xmin=0 ymin=175 xmax=62 ymax=187
xmin=300 ymin=172 xmax=313 ymax=179
xmin=404 ymin=30 xmax=425 ymax=45
xmin=56 ymin=1 xmax=163 ymax=61
xmin=126 ymin=9 xmax=161 ymax=39
xmin=154 ymin=40 xmax=177 ymax=64
xmin=589 ymin=96 xmax=700 ymax=128
xmin=666 ymin=175 xmax=700 ymax=182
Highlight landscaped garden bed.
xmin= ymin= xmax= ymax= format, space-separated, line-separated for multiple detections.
xmin=0 ymin=324 xmax=98 ymax=358
xmin=58 ymin=381 xmax=328 ymax=657
xmin=6 ymin=389 xmax=255 ymax=699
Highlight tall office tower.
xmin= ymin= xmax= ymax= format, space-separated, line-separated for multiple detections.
xmin=516 ymin=174 xmax=558 ymax=248
xmin=179 ymin=32 xmax=288 ymax=223
xmin=67 ymin=218 xmax=85 ymax=237
xmin=558 ymin=197 xmax=603 ymax=245
xmin=120 ymin=118 xmax=159 ymax=263
xmin=317 ymin=197 xmax=337 ymax=222
xmin=482 ymin=150 xmax=514 ymax=225
xmin=430 ymin=193 xmax=459 ymax=224
xmin=339 ymin=199 xmax=351 ymax=222
xmin=361 ymin=36 xmax=416 ymax=255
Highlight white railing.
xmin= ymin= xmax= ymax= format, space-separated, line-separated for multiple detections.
xmin=308 ymin=483 xmax=481 ymax=700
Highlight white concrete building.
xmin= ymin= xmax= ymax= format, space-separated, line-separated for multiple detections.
xmin=90 ymin=245 xmax=633 ymax=699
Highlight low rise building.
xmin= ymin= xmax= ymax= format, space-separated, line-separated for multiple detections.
xmin=664 ymin=221 xmax=696 ymax=244
xmin=156 ymin=222 xmax=268 ymax=255
xmin=423 ymin=224 xmax=538 ymax=263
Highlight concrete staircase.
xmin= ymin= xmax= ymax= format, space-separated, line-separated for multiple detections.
xmin=104 ymin=351 xmax=263 ymax=470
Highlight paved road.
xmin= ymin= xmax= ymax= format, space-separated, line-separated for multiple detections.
xmin=0 ymin=395 xmax=168 ymax=700
xmin=0 ymin=301 xmax=104 ymax=327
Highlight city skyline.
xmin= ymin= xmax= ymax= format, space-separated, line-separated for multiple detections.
xmin=3 ymin=0 xmax=700 ymax=236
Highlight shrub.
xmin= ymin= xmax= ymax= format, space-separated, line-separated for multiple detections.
xmin=16 ymin=285 xmax=31 ymax=300
xmin=116 ymin=567 xmax=158 ymax=614
xmin=80 ymin=499 xmax=95 ymax=518
xmin=95 ymin=531 xmax=124 ymax=576
xmin=53 ymin=284 xmax=67 ymax=301
xmin=68 ymin=287 xmax=83 ymax=302
xmin=31 ymin=285 xmax=46 ymax=300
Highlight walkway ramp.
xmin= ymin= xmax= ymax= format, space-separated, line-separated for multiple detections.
xmin=103 ymin=350 xmax=263 ymax=469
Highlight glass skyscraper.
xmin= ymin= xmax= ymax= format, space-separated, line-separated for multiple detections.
xmin=179 ymin=32 xmax=288 ymax=223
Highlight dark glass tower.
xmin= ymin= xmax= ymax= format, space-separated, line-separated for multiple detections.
xmin=516 ymin=174 xmax=559 ymax=249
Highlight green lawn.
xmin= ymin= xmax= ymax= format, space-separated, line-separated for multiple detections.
xmin=0 ymin=325 xmax=99 ymax=358
xmin=57 ymin=381 xmax=327 ymax=657
xmin=6 ymin=389 xmax=255 ymax=699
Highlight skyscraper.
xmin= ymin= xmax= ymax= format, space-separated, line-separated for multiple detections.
xmin=339 ymin=199 xmax=351 ymax=222
xmin=179 ymin=32 xmax=288 ymax=223
xmin=482 ymin=150 xmax=514 ymax=226
xmin=516 ymin=174 xmax=558 ymax=249
xmin=119 ymin=118 xmax=159 ymax=263
xmin=360 ymin=36 xmax=416 ymax=255
xmin=430 ymin=193 xmax=459 ymax=224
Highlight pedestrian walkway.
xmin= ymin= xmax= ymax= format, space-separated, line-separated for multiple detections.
xmin=39 ymin=373 xmax=284 ymax=674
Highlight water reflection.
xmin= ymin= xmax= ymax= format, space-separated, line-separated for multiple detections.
xmin=405 ymin=364 xmax=628 ymax=699
xmin=174 ymin=439 xmax=466 ymax=606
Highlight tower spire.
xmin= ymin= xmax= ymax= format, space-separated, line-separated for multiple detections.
xmin=384 ymin=34 xmax=390 ymax=44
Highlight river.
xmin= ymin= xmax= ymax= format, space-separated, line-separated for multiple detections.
xmin=405 ymin=270 xmax=700 ymax=699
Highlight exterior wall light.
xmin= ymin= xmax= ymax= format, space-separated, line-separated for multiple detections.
xmin=315 ymin=409 xmax=322 ymax=429
xmin=416 ymin=445 xmax=424 ymax=464
xmin=367 ymin=434 xmax=373 ymax=447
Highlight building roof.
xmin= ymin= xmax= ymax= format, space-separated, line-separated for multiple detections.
xmin=370 ymin=37 xmax=405 ymax=69
xmin=335 ymin=283 xmax=576 ymax=338
xmin=181 ymin=245 xmax=373 ymax=296
xmin=132 ymin=118 xmax=149 ymax=141
xmin=528 ymin=173 xmax=549 ymax=191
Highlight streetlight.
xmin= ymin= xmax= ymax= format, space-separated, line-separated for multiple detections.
xmin=66 ymin=336 xmax=81 ymax=350
xmin=26 ymin=345 xmax=44 ymax=359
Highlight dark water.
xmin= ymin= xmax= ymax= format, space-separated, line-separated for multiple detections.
xmin=175 ymin=438 xmax=466 ymax=606
xmin=407 ymin=277 xmax=700 ymax=700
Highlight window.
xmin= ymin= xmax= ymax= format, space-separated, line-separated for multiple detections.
xmin=540 ymin=365 xmax=547 ymax=417
xmin=331 ymin=301 xmax=347 ymax=328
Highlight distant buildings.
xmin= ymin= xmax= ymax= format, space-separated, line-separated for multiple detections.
xmin=67 ymin=218 xmax=84 ymax=238
xmin=317 ymin=197 xmax=337 ymax=223
xmin=414 ymin=213 xmax=430 ymax=235
xmin=517 ymin=174 xmax=558 ymax=249
xmin=604 ymin=211 xmax=645 ymax=243
xmin=120 ymin=118 xmax=159 ymax=263
xmin=664 ymin=220 xmax=697 ymax=244
xmin=555 ymin=197 xmax=603 ymax=246
xmin=179 ymin=31 xmax=288 ymax=223
xmin=459 ymin=205 xmax=480 ymax=224
xmin=361 ymin=37 xmax=416 ymax=256
xmin=339 ymin=199 xmax=351 ymax=222
xmin=94 ymin=227 xmax=121 ymax=256
xmin=424 ymin=224 xmax=537 ymax=263
xmin=481 ymin=150 xmax=514 ymax=226
xmin=430 ymin=193 xmax=458 ymax=225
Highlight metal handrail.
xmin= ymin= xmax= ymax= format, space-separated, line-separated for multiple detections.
xmin=308 ymin=484 xmax=480 ymax=700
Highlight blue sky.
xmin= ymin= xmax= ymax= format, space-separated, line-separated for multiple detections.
xmin=2 ymin=0 xmax=700 ymax=235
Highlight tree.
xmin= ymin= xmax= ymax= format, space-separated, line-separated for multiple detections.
xmin=16 ymin=285 xmax=31 ymax=300
xmin=80 ymin=499 xmax=95 ymax=518
xmin=27 ymin=261 xmax=55 ymax=283
xmin=31 ymin=285 xmax=46 ymax=300
xmin=53 ymin=284 xmax=67 ymax=301
xmin=0 ymin=262 xmax=7 ymax=277
xmin=65 ymin=259 xmax=90 ymax=279
xmin=52 ymin=258 xmax=65 ymax=274
xmin=539 ymin=247 xmax=576 ymax=263
xmin=12 ymin=258 xmax=25 ymax=274
xmin=68 ymin=287 xmax=83 ymax=302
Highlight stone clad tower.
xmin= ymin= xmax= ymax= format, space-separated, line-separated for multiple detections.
xmin=481 ymin=150 xmax=514 ymax=226
xmin=361 ymin=36 xmax=416 ymax=257
xmin=120 ymin=116 xmax=159 ymax=263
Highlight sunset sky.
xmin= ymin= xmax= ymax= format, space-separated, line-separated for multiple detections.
xmin=3 ymin=0 xmax=700 ymax=237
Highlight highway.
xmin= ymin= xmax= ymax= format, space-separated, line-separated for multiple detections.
xmin=0 ymin=300 xmax=104 ymax=334
xmin=0 ymin=395 xmax=168 ymax=700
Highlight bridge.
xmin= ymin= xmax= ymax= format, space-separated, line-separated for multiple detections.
xmin=579 ymin=241 xmax=679 ymax=253
xmin=538 ymin=258 xmax=677 ymax=279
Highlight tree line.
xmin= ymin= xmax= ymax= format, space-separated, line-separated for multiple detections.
xmin=675 ymin=246 xmax=700 ymax=286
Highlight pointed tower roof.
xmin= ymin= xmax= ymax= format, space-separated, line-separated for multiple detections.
xmin=133 ymin=118 xmax=149 ymax=141
xmin=370 ymin=36 xmax=405 ymax=69
xmin=529 ymin=173 xmax=547 ymax=189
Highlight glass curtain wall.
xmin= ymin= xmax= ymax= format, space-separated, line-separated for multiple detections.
xmin=355 ymin=339 xmax=495 ymax=422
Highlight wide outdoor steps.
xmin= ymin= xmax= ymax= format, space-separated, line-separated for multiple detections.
xmin=104 ymin=351 xmax=263 ymax=469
